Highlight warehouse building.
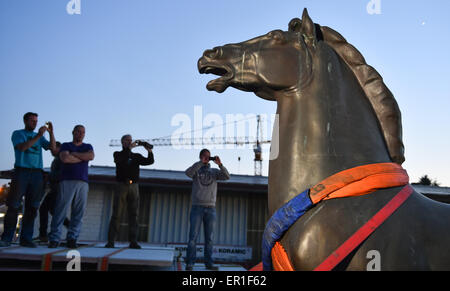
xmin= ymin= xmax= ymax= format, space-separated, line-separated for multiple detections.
xmin=1 ymin=167 xmax=450 ymax=268
xmin=1 ymin=166 xmax=268 ymax=267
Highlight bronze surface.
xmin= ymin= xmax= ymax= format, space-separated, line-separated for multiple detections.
xmin=198 ymin=8 xmax=450 ymax=270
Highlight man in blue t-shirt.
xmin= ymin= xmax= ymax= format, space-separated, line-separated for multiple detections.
xmin=0 ymin=112 xmax=56 ymax=248
xmin=48 ymin=125 xmax=94 ymax=249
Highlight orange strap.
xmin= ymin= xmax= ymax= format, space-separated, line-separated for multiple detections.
xmin=309 ymin=163 xmax=408 ymax=204
xmin=249 ymin=244 xmax=294 ymax=271
xmin=271 ymin=242 xmax=295 ymax=271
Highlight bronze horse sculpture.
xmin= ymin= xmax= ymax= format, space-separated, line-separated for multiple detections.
xmin=198 ymin=9 xmax=450 ymax=270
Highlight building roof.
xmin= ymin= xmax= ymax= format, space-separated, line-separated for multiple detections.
xmin=411 ymin=184 xmax=450 ymax=196
xmin=88 ymin=165 xmax=268 ymax=185
xmin=0 ymin=165 xmax=269 ymax=193
xmin=2 ymin=166 xmax=450 ymax=196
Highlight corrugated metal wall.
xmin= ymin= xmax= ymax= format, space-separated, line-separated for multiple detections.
xmin=215 ymin=191 xmax=248 ymax=245
xmin=246 ymin=193 xmax=269 ymax=264
xmin=98 ymin=184 xmax=267 ymax=264
xmin=147 ymin=189 xmax=191 ymax=244
xmin=147 ymin=188 xmax=248 ymax=246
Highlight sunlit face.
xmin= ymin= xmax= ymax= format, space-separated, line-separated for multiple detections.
xmin=200 ymin=151 xmax=211 ymax=164
xmin=24 ymin=115 xmax=38 ymax=131
xmin=72 ymin=126 xmax=85 ymax=143
xmin=121 ymin=135 xmax=132 ymax=149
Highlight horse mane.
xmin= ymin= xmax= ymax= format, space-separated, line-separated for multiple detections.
xmin=318 ymin=25 xmax=405 ymax=164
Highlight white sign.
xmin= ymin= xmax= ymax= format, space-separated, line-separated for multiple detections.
xmin=171 ymin=244 xmax=252 ymax=262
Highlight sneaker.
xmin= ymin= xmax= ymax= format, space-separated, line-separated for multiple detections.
xmin=104 ymin=241 xmax=115 ymax=248
xmin=205 ymin=264 xmax=219 ymax=271
xmin=67 ymin=239 xmax=78 ymax=249
xmin=48 ymin=241 xmax=59 ymax=248
xmin=20 ymin=240 xmax=37 ymax=248
xmin=185 ymin=265 xmax=193 ymax=271
xmin=129 ymin=241 xmax=141 ymax=249
xmin=0 ymin=241 xmax=11 ymax=247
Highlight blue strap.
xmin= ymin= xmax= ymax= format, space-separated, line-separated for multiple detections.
xmin=262 ymin=189 xmax=314 ymax=270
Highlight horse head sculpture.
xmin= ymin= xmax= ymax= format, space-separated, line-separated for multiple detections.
xmin=198 ymin=9 xmax=450 ymax=270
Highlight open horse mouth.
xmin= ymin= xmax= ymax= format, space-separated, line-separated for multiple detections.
xmin=198 ymin=58 xmax=234 ymax=93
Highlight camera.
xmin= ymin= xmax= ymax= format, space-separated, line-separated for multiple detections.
xmin=135 ymin=140 xmax=154 ymax=149
xmin=209 ymin=156 xmax=217 ymax=161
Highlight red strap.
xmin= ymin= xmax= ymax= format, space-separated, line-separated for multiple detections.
xmin=42 ymin=248 xmax=70 ymax=271
xmin=249 ymin=262 xmax=263 ymax=271
xmin=314 ymin=185 xmax=413 ymax=271
xmin=42 ymin=243 xmax=97 ymax=271
xmin=98 ymin=247 xmax=128 ymax=271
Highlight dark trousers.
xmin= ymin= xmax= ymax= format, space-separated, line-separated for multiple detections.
xmin=107 ymin=183 xmax=140 ymax=243
xmin=1 ymin=168 xmax=44 ymax=243
xmin=39 ymin=185 xmax=70 ymax=237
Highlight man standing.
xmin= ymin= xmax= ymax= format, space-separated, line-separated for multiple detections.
xmin=0 ymin=112 xmax=55 ymax=248
xmin=105 ymin=135 xmax=154 ymax=249
xmin=38 ymin=142 xmax=70 ymax=242
xmin=184 ymin=149 xmax=230 ymax=271
xmin=48 ymin=125 xmax=94 ymax=249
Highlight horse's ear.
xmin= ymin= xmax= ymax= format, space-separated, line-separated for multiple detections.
xmin=300 ymin=8 xmax=317 ymax=45
xmin=288 ymin=18 xmax=302 ymax=32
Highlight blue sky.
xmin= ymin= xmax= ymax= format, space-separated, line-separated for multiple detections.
xmin=1 ymin=0 xmax=449 ymax=185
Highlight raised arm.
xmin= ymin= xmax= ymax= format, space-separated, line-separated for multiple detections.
xmin=139 ymin=148 xmax=154 ymax=166
xmin=47 ymin=122 xmax=56 ymax=154
xmin=14 ymin=126 xmax=47 ymax=152
xmin=185 ymin=161 xmax=204 ymax=178
xmin=216 ymin=164 xmax=231 ymax=180
xmin=212 ymin=156 xmax=230 ymax=180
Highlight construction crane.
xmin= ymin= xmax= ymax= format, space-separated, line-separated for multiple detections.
xmin=109 ymin=115 xmax=271 ymax=176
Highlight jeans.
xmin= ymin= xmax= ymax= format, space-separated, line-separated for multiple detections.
xmin=1 ymin=168 xmax=44 ymax=243
xmin=107 ymin=183 xmax=140 ymax=243
xmin=186 ymin=205 xmax=216 ymax=266
xmin=49 ymin=180 xmax=88 ymax=242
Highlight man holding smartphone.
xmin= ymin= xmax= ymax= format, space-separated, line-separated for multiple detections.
xmin=184 ymin=148 xmax=230 ymax=271
xmin=105 ymin=135 xmax=154 ymax=249
xmin=0 ymin=112 xmax=55 ymax=248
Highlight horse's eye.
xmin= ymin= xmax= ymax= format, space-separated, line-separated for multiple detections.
xmin=268 ymin=30 xmax=286 ymax=43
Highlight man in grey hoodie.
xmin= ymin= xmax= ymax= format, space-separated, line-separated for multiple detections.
xmin=185 ymin=148 xmax=230 ymax=271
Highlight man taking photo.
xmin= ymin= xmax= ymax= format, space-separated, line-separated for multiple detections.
xmin=105 ymin=135 xmax=154 ymax=249
xmin=184 ymin=149 xmax=230 ymax=271
xmin=0 ymin=112 xmax=55 ymax=248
